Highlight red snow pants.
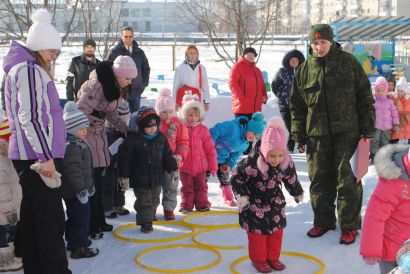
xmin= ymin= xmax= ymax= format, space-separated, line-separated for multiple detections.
xmin=180 ymin=171 xmax=211 ymax=211
xmin=247 ymin=229 xmax=283 ymax=263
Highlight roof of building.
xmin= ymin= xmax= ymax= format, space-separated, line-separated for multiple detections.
xmin=331 ymin=16 xmax=410 ymax=41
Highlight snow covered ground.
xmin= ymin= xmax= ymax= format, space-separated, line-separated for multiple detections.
xmin=0 ymin=43 xmax=380 ymax=273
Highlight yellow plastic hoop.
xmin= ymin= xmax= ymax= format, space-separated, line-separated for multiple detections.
xmin=135 ymin=243 xmax=222 ymax=273
xmin=230 ymin=251 xmax=326 ymax=274
xmin=192 ymin=228 xmax=245 ymax=250
xmin=181 ymin=210 xmax=240 ymax=229
xmin=112 ymin=221 xmax=194 ymax=243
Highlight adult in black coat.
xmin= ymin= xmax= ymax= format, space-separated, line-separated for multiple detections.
xmin=271 ymin=49 xmax=305 ymax=152
xmin=106 ymin=26 xmax=151 ymax=113
xmin=66 ymin=38 xmax=100 ymax=101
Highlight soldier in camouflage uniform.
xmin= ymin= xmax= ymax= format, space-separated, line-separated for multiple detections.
xmin=290 ymin=24 xmax=375 ymax=245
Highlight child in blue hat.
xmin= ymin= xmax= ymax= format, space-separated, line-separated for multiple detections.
xmin=210 ymin=112 xmax=266 ymax=206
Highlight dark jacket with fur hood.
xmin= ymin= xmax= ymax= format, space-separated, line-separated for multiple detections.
xmin=77 ymin=61 xmax=128 ymax=168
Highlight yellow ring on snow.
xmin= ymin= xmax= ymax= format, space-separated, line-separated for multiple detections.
xmin=230 ymin=251 xmax=326 ymax=274
xmin=192 ymin=228 xmax=245 ymax=250
xmin=181 ymin=210 xmax=240 ymax=229
xmin=135 ymin=243 xmax=222 ymax=273
xmin=112 ymin=221 xmax=194 ymax=243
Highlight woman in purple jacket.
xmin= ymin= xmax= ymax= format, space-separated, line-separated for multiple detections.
xmin=2 ymin=9 xmax=71 ymax=274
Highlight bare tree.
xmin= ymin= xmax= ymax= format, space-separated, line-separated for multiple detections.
xmin=179 ymin=0 xmax=282 ymax=68
xmin=0 ymin=0 xmax=79 ymax=43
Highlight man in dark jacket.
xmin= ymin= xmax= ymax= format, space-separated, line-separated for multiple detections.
xmin=271 ymin=49 xmax=305 ymax=152
xmin=106 ymin=26 xmax=151 ymax=113
xmin=66 ymin=38 xmax=100 ymax=101
xmin=290 ymin=24 xmax=375 ymax=245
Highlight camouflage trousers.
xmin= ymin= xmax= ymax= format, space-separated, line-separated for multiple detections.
xmin=306 ymin=131 xmax=363 ymax=230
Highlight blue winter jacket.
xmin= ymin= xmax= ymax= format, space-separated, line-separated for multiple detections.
xmin=210 ymin=116 xmax=249 ymax=169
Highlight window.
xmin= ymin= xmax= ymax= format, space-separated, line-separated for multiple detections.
xmin=141 ymin=8 xmax=151 ymax=17
xmin=120 ymin=8 xmax=129 ymax=17
xmin=132 ymin=21 xmax=138 ymax=30
xmin=145 ymin=21 xmax=151 ymax=32
xmin=131 ymin=8 xmax=140 ymax=17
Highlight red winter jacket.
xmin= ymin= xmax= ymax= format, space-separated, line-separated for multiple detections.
xmin=229 ymin=57 xmax=267 ymax=115
xmin=159 ymin=116 xmax=189 ymax=165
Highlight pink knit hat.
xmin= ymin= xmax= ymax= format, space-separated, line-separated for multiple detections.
xmin=257 ymin=116 xmax=291 ymax=174
xmin=113 ymin=55 xmax=138 ymax=79
xmin=373 ymin=76 xmax=388 ymax=94
xmin=155 ymin=88 xmax=175 ymax=113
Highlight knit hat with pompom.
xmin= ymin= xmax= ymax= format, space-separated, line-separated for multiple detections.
xmin=373 ymin=76 xmax=389 ymax=95
xmin=246 ymin=112 xmax=266 ymax=136
xmin=257 ymin=116 xmax=291 ymax=174
xmin=155 ymin=88 xmax=175 ymax=113
xmin=63 ymin=101 xmax=89 ymax=136
xmin=26 ymin=9 xmax=62 ymax=51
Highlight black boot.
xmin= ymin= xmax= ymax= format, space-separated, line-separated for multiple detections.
xmin=67 ymin=239 xmax=92 ymax=251
xmin=140 ymin=223 xmax=153 ymax=233
xmin=101 ymin=223 xmax=113 ymax=232
xmin=70 ymin=247 xmax=99 ymax=259
xmin=90 ymin=231 xmax=103 ymax=240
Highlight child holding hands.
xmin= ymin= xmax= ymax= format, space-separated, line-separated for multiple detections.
xmin=231 ymin=116 xmax=304 ymax=273
xmin=178 ymin=94 xmax=217 ymax=213
xmin=155 ymin=88 xmax=189 ymax=220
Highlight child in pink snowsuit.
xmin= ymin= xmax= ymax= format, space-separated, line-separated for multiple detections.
xmin=178 ymin=94 xmax=218 ymax=213
xmin=155 ymin=88 xmax=189 ymax=220
xmin=370 ymin=76 xmax=399 ymax=160
xmin=361 ymin=144 xmax=410 ymax=274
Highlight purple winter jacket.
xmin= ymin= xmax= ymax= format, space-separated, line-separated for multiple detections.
xmin=2 ymin=41 xmax=66 ymax=162
xmin=374 ymin=95 xmax=399 ymax=131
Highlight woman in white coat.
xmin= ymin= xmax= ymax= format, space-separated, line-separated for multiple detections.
xmin=173 ymin=45 xmax=210 ymax=111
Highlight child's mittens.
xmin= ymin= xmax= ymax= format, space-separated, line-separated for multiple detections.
xmin=173 ymin=154 xmax=183 ymax=165
xmin=294 ymin=193 xmax=304 ymax=203
xmin=235 ymin=194 xmax=249 ymax=210
xmin=362 ymin=256 xmax=379 ymax=265
xmin=76 ymin=189 xmax=89 ymax=204
xmin=118 ymin=177 xmax=129 ymax=191
xmin=393 ymin=124 xmax=400 ymax=134
xmin=220 ymin=164 xmax=230 ymax=173
xmin=30 ymin=162 xmax=62 ymax=188
xmin=211 ymin=170 xmax=217 ymax=177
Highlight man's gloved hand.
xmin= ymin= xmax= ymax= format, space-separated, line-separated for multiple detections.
xmin=118 ymin=177 xmax=129 ymax=192
xmin=76 ymin=189 xmax=89 ymax=204
xmin=6 ymin=213 xmax=18 ymax=225
xmin=235 ymin=194 xmax=249 ymax=210
xmin=220 ymin=164 xmax=230 ymax=173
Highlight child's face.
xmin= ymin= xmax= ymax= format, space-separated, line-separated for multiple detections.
xmin=76 ymin=128 xmax=88 ymax=140
xmin=398 ymin=90 xmax=406 ymax=98
xmin=388 ymin=82 xmax=395 ymax=92
xmin=186 ymin=108 xmax=200 ymax=124
xmin=376 ymin=87 xmax=387 ymax=97
xmin=265 ymin=148 xmax=285 ymax=167
xmin=160 ymin=110 xmax=174 ymax=123
xmin=144 ymin=125 xmax=158 ymax=135
xmin=246 ymin=131 xmax=258 ymax=142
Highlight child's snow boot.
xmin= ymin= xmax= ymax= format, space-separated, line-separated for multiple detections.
xmin=221 ymin=185 xmax=237 ymax=206
xmin=70 ymin=246 xmax=99 ymax=259
xmin=140 ymin=222 xmax=153 ymax=233
xmin=340 ymin=229 xmax=357 ymax=245
xmin=268 ymin=260 xmax=286 ymax=271
xmin=251 ymin=261 xmax=272 ymax=273
xmin=0 ymin=245 xmax=23 ymax=272
xmin=164 ymin=210 xmax=175 ymax=220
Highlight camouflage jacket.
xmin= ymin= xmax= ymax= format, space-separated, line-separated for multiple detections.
xmin=290 ymin=42 xmax=375 ymax=144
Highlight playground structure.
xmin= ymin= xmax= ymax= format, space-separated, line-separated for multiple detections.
xmin=330 ymin=16 xmax=410 ymax=81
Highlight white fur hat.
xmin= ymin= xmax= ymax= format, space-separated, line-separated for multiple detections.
xmin=396 ymin=76 xmax=409 ymax=94
xmin=26 ymin=9 xmax=62 ymax=51
xmin=179 ymin=94 xmax=205 ymax=121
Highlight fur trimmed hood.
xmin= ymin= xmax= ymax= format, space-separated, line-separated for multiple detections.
xmin=374 ymin=144 xmax=410 ymax=180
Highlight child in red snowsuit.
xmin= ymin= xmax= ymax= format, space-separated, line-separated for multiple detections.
xmin=231 ymin=117 xmax=304 ymax=273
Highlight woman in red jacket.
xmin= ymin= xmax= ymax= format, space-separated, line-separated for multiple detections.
xmin=229 ymin=47 xmax=267 ymax=118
